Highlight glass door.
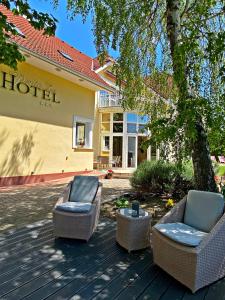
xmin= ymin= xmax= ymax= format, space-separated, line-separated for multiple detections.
xmin=138 ymin=136 xmax=147 ymax=165
xmin=113 ymin=136 xmax=123 ymax=167
xmin=127 ymin=136 xmax=137 ymax=168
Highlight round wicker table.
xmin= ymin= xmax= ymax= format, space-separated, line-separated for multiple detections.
xmin=116 ymin=208 xmax=151 ymax=252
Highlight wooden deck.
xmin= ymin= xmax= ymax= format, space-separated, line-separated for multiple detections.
xmin=0 ymin=219 xmax=224 ymax=300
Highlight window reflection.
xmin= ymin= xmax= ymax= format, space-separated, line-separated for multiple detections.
xmin=138 ymin=124 xmax=147 ymax=134
xmin=76 ymin=122 xmax=85 ymax=147
xmin=113 ymin=123 xmax=123 ymax=133
xmin=113 ymin=113 xmax=123 ymax=121
xmin=127 ymin=123 xmax=137 ymax=133
xmin=127 ymin=113 xmax=137 ymax=123
xmin=138 ymin=115 xmax=149 ymax=124
xmin=103 ymin=136 xmax=110 ymax=150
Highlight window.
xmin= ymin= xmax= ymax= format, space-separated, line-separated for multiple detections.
xmin=127 ymin=113 xmax=137 ymax=123
xmin=113 ymin=123 xmax=123 ymax=133
xmin=138 ymin=115 xmax=149 ymax=134
xmin=102 ymin=136 xmax=110 ymax=151
xmin=73 ymin=116 xmax=93 ymax=148
xmin=76 ymin=122 xmax=85 ymax=147
xmin=58 ymin=50 xmax=74 ymax=62
xmin=138 ymin=115 xmax=149 ymax=124
xmin=14 ymin=26 xmax=25 ymax=38
xmin=113 ymin=113 xmax=123 ymax=121
xmin=127 ymin=113 xmax=137 ymax=133
xmin=127 ymin=123 xmax=137 ymax=133
xmin=126 ymin=113 xmax=149 ymax=134
xmin=138 ymin=124 xmax=147 ymax=134
xmin=101 ymin=113 xmax=110 ymax=132
xmin=113 ymin=113 xmax=123 ymax=133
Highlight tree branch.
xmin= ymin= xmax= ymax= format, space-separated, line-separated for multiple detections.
xmin=180 ymin=0 xmax=190 ymax=19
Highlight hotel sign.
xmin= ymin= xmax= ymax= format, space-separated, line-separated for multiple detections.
xmin=0 ymin=71 xmax=60 ymax=105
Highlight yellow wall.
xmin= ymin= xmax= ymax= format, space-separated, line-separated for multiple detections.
xmin=93 ymin=102 xmax=101 ymax=160
xmin=0 ymin=63 xmax=95 ymax=177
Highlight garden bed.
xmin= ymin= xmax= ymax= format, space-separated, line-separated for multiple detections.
xmin=101 ymin=192 xmax=178 ymax=226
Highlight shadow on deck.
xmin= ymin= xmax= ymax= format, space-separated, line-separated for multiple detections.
xmin=0 ymin=218 xmax=223 ymax=300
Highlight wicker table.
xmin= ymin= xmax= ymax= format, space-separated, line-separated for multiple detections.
xmin=116 ymin=208 xmax=151 ymax=252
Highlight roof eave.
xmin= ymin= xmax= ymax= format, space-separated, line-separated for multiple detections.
xmin=19 ymin=45 xmax=115 ymax=92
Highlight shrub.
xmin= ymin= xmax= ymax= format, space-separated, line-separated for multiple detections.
xmin=130 ymin=160 xmax=179 ymax=193
xmin=115 ymin=197 xmax=130 ymax=208
xmin=212 ymin=161 xmax=220 ymax=175
xmin=180 ymin=160 xmax=194 ymax=182
xmin=217 ymin=165 xmax=225 ymax=177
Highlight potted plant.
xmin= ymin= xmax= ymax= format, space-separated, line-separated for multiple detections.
xmin=105 ymin=169 xmax=113 ymax=179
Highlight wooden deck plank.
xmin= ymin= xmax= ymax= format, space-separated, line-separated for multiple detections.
xmin=182 ymin=288 xmax=209 ymax=300
xmin=0 ymin=219 xmax=115 ymax=274
xmin=203 ymin=278 xmax=225 ymax=300
xmin=0 ymin=228 xmax=116 ymax=298
xmin=17 ymin=244 xmax=121 ymax=300
xmin=0 ymin=218 xmax=224 ymax=300
xmin=137 ymin=271 xmax=172 ymax=300
xmin=92 ymin=251 xmax=152 ymax=300
xmin=0 ymin=219 xmax=52 ymax=241
xmin=0 ymin=235 xmax=116 ymax=298
xmin=44 ymin=248 xmax=138 ymax=300
xmin=0 ymin=225 xmax=53 ymax=252
xmin=0 ymin=234 xmax=55 ymax=272
xmin=0 ymin=230 xmax=115 ymax=287
xmin=159 ymin=281 xmax=185 ymax=300
xmin=0 ymin=220 xmax=113 ymax=274
xmin=115 ymin=264 xmax=160 ymax=299
xmin=55 ymin=250 xmax=144 ymax=300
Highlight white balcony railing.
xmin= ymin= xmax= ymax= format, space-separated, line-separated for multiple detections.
xmin=98 ymin=92 xmax=122 ymax=107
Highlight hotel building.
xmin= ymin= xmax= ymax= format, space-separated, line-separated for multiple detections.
xmin=0 ymin=6 xmax=160 ymax=186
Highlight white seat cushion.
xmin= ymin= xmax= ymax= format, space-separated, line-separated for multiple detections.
xmin=154 ymin=222 xmax=208 ymax=247
xmin=55 ymin=202 xmax=92 ymax=213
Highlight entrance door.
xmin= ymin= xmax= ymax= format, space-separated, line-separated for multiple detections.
xmin=127 ymin=136 xmax=137 ymax=168
xmin=138 ymin=136 xmax=147 ymax=165
xmin=113 ymin=136 xmax=123 ymax=167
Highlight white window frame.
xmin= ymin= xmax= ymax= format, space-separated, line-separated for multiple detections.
xmin=101 ymin=135 xmax=110 ymax=152
xmin=73 ymin=116 xmax=93 ymax=149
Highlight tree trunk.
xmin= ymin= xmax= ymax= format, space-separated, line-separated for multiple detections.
xmin=166 ymin=0 xmax=218 ymax=192
xmin=191 ymin=120 xmax=218 ymax=191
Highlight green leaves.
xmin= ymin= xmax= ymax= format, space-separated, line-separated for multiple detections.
xmin=0 ymin=0 xmax=57 ymax=69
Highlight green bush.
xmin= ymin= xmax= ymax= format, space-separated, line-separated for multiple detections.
xmin=217 ymin=165 xmax=225 ymax=177
xmin=115 ymin=197 xmax=130 ymax=208
xmin=212 ymin=161 xmax=220 ymax=175
xmin=180 ymin=160 xmax=194 ymax=182
xmin=130 ymin=160 xmax=179 ymax=193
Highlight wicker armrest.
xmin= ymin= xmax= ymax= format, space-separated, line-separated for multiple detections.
xmin=92 ymin=184 xmax=102 ymax=204
xmin=54 ymin=181 xmax=72 ymax=207
xmin=157 ymin=196 xmax=187 ymax=224
xmin=197 ymin=212 xmax=225 ymax=253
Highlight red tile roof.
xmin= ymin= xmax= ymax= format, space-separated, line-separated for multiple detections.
xmin=0 ymin=5 xmax=110 ymax=89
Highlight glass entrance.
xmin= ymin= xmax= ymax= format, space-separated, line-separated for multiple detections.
xmin=138 ymin=136 xmax=147 ymax=165
xmin=127 ymin=136 xmax=137 ymax=168
xmin=113 ymin=136 xmax=123 ymax=167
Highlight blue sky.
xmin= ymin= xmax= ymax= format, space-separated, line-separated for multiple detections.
xmin=29 ymin=0 xmax=117 ymax=59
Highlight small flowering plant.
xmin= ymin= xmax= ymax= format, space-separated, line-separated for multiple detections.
xmin=165 ymin=198 xmax=175 ymax=210
xmin=106 ymin=169 xmax=113 ymax=179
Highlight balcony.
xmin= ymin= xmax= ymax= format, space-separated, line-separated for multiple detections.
xmin=98 ymin=92 xmax=122 ymax=107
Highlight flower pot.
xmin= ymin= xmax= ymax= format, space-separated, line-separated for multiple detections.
xmin=105 ymin=173 xmax=113 ymax=179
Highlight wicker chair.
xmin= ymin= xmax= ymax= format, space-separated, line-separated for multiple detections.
xmin=53 ymin=176 xmax=102 ymax=241
xmin=152 ymin=190 xmax=225 ymax=293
